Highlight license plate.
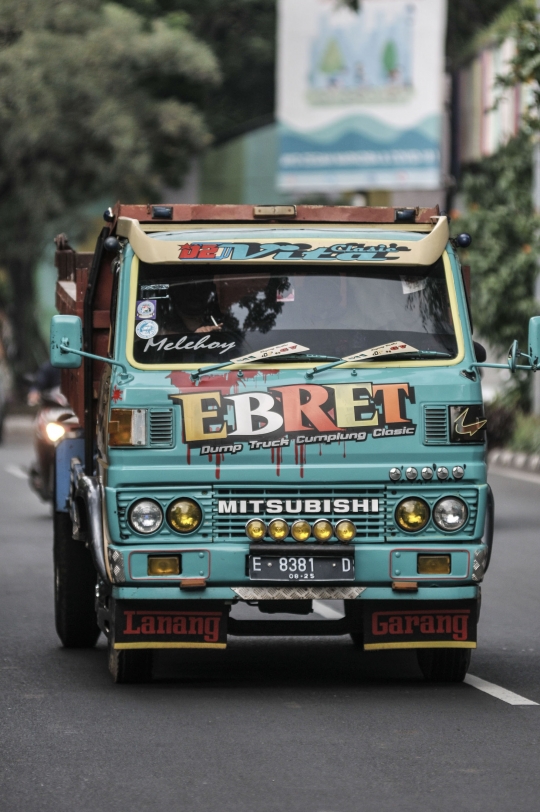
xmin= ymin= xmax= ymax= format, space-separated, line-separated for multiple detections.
xmin=249 ymin=554 xmax=355 ymax=581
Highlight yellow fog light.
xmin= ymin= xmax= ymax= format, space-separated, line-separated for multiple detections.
xmin=395 ymin=498 xmax=430 ymax=532
xmin=335 ymin=520 xmax=356 ymax=543
xmin=148 ymin=556 xmax=181 ymax=576
xmin=45 ymin=422 xmax=66 ymax=443
xmin=312 ymin=519 xmax=333 ymax=542
xmin=418 ymin=555 xmax=451 ymax=575
xmin=167 ymin=498 xmax=202 ymax=534
xmin=291 ymin=520 xmax=311 ymax=542
xmin=246 ymin=518 xmax=266 ymax=541
xmin=268 ymin=518 xmax=289 ymax=540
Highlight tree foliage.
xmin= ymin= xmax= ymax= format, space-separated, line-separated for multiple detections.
xmin=454 ymin=133 xmax=539 ymax=354
xmin=446 ymin=0 xmax=516 ymax=66
xmin=118 ymin=0 xmax=276 ymax=141
xmin=496 ymin=6 xmax=540 ymax=130
xmin=0 ymin=0 xmax=219 ymax=371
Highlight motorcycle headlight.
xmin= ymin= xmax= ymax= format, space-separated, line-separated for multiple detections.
xmin=395 ymin=498 xmax=430 ymax=532
xmin=167 ymin=498 xmax=202 ymax=534
xmin=129 ymin=499 xmax=163 ymax=534
xmin=45 ymin=422 xmax=66 ymax=443
xmin=433 ymin=497 xmax=468 ymax=532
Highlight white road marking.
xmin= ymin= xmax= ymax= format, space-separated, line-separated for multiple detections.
xmin=312 ymin=600 xmax=344 ymax=620
xmin=5 ymin=465 xmax=28 ymax=481
xmin=489 ymin=466 xmax=540 ymax=486
xmin=465 ymin=674 xmax=539 ymax=705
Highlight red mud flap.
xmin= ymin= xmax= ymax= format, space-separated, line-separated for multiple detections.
xmin=112 ymin=600 xmax=228 ymax=650
xmin=362 ymin=600 xmax=477 ymax=651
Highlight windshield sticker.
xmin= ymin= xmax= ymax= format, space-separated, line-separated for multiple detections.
xmin=170 ymin=381 xmax=416 ymax=460
xmin=401 ymin=276 xmax=427 ymax=294
xmin=342 ymin=342 xmax=418 ymax=362
xmin=136 ymin=319 xmax=159 ymax=339
xmin=178 ymin=242 xmax=412 ymax=263
xmin=230 ymin=342 xmax=309 ymax=364
xmin=141 ymin=284 xmax=170 ymax=299
xmin=276 ymin=288 xmax=295 ymax=302
xmin=136 ymin=299 xmax=157 ymax=319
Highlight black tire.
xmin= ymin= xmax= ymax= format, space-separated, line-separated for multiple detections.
xmin=108 ymin=643 xmax=153 ymax=684
xmin=416 ymin=648 xmax=471 ymax=682
xmin=53 ymin=510 xmax=100 ymax=648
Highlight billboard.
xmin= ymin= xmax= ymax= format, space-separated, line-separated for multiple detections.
xmin=277 ymin=0 xmax=447 ymax=192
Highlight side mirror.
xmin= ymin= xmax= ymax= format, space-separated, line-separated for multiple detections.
xmin=529 ymin=316 xmax=540 ymax=368
xmin=50 ymin=315 xmax=83 ymax=368
xmin=473 ymin=341 xmax=487 ymax=363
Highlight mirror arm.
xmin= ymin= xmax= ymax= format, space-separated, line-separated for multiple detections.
xmin=468 ymin=361 xmax=535 ymax=371
xmin=59 ymin=340 xmax=134 ymax=384
xmin=466 ymin=339 xmax=538 ymax=375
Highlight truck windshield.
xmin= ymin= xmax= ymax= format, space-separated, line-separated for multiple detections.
xmin=131 ymin=257 xmax=458 ymax=365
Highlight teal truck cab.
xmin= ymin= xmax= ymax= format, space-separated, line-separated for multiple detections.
xmin=50 ymin=203 xmax=540 ymax=683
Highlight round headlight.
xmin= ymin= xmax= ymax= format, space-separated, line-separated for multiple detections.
xmin=246 ymin=518 xmax=266 ymax=541
xmin=268 ymin=518 xmax=289 ymax=540
xmin=167 ymin=498 xmax=202 ymax=534
xmin=312 ymin=519 xmax=333 ymax=542
xmin=335 ymin=520 xmax=356 ymax=543
xmin=129 ymin=499 xmax=163 ymax=535
xmin=395 ymin=498 xmax=430 ymax=532
xmin=291 ymin=520 xmax=311 ymax=542
xmin=268 ymin=519 xmax=289 ymax=541
xmin=433 ymin=497 xmax=468 ymax=532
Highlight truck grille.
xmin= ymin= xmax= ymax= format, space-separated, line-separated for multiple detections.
xmin=213 ymin=485 xmax=386 ymax=543
xmin=149 ymin=409 xmax=174 ymax=447
xmin=114 ymin=485 xmax=479 ymax=544
xmin=424 ymin=406 xmax=448 ymax=444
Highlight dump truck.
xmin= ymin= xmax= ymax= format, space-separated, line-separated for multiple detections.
xmin=49 ymin=203 xmax=540 ymax=683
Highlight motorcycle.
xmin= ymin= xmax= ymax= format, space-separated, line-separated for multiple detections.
xmin=28 ymin=387 xmax=79 ymax=503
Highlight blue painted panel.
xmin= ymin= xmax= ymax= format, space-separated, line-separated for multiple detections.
xmin=55 ymin=438 xmax=84 ymax=512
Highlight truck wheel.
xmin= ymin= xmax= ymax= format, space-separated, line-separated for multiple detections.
xmin=416 ymin=648 xmax=471 ymax=682
xmin=53 ymin=511 xmax=100 ymax=648
xmin=108 ymin=643 xmax=153 ymax=684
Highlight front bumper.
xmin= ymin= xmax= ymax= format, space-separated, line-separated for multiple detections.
xmin=107 ymin=541 xmax=487 ymax=590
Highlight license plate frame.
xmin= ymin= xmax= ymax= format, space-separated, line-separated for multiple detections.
xmin=249 ymin=554 xmax=355 ymax=582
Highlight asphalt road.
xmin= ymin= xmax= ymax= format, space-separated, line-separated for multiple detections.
xmin=1 ymin=433 xmax=540 ymax=812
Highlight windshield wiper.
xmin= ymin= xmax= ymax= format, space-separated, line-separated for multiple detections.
xmin=305 ymin=342 xmax=452 ymax=378
xmin=366 ymin=350 xmax=452 ymax=361
xmin=190 ymin=341 xmax=311 ymax=382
